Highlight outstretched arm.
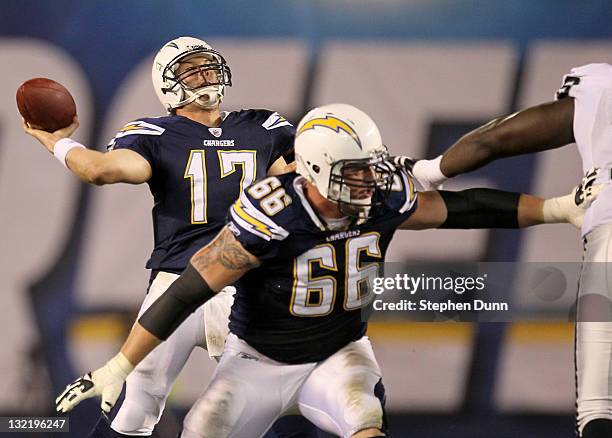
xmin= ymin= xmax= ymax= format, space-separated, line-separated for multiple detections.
xmin=400 ymin=169 xmax=600 ymax=231
xmin=399 ymin=190 xmax=543 ymax=230
xmin=56 ymin=226 xmax=259 ymax=414
xmin=409 ymin=98 xmax=576 ymax=188
xmin=23 ymin=117 xmax=151 ymax=185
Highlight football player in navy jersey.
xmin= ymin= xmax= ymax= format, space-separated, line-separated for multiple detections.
xmin=55 ymin=103 xmax=596 ymax=437
xmin=24 ymin=36 xmax=324 ymax=438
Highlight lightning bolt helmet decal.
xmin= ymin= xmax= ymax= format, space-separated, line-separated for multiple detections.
xmin=297 ymin=115 xmax=362 ymax=150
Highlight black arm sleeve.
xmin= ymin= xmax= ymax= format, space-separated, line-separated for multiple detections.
xmin=438 ymin=189 xmax=520 ymax=229
xmin=138 ymin=263 xmax=216 ymax=340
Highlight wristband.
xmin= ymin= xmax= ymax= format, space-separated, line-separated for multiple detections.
xmin=138 ymin=263 xmax=216 ymax=340
xmin=412 ymin=155 xmax=447 ymax=189
xmin=53 ymin=138 xmax=85 ymax=168
xmin=439 ymin=188 xmax=520 ymax=229
xmin=542 ymin=194 xmax=572 ymax=224
xmin=107 ymin=352 xmax=135 ymax=379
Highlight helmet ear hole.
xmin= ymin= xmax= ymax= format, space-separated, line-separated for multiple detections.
xmin=312 ymin=165 xmax=320 ymax=174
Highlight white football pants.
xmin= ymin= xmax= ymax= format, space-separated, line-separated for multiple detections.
xmin=111 ymin=272 xmax=234 ymax=436
xmin=181 ymin=333 xmax=384 ymax=438
xmin=576 ymin=223 xmax=612 ymax=436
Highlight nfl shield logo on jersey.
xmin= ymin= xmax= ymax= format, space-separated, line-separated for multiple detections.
xmin=209 ymin=127 xmax=223 ymax=137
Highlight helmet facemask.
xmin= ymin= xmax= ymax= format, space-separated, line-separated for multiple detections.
xmin=327 ymin=151 xmax=394 ymax=223
xmin=162 ymin=49 xmax=232 ymax=109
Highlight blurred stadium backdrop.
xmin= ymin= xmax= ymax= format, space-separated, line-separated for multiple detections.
xmin=3 ymin=1 xmax=612 ymax=436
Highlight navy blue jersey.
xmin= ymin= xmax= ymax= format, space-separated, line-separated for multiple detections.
xmin=226 ymin=169 xmax=417 ymax=364
xmin=107 ymin=110 xmax=294 ymax=273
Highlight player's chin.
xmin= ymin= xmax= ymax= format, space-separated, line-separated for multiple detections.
xmin=342 ymin=203 xmax=370 ymax=218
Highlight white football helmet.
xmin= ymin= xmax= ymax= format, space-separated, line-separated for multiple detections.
xmin=152 ymin=36 xmax=232 ymax=112
xmin=295 ymin=103 xmax=393 ymax=222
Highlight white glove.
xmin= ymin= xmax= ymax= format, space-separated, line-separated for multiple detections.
xmin=55 ymin=353 xmax=134 ymax=414
xmin=542 ymin=168 xmax=603 ymax=228
xmin=410 ymin=155 xmax=447 ymax=190
xmin=391 ymin=155 xmax=416 ymax=172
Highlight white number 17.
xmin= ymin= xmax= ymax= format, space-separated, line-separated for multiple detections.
xmin=185 ymin=150 xmax=256 ymax=224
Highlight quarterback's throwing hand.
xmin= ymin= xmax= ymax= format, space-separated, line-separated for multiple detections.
xmin=22 ymin=116 xmax=79 ymax=154
xmin=55 ymin=353 xmax=134 ymax=414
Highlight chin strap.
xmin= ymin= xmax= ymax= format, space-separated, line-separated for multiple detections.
xmin=179 ymin=86 xmax=223 ymax=109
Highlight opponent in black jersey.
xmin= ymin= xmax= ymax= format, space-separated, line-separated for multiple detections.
xmin=56 ymin=103 xmax=593 ymax=437
xmin=25 ymin=36 xmax=321 ymax=438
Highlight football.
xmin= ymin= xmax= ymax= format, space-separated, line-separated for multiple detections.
xmin=16 ymin=78 xmax=76 ymax=132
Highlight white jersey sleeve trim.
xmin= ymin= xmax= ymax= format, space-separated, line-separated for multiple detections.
xmin=107 ymin=120 xmax=166 ymax=149
xmin=229 ymin=192 xmax=289 ymax=241
xmin=229 ymin=207 xmax=273 ymax=241
xmin=262 ymin=112 xmax=293 ymax=130
xmin=292 ymin=177 xmax=326 ymax=231
xmin=398 ymin=170 xmax=418 ymax=214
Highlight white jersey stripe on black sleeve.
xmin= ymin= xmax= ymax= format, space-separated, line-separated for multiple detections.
xmin=399 ymin=170 xmax=417 ymax=213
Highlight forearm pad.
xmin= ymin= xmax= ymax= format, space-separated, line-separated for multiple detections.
xmin=438 ymin=188 xmax=520 ymax=229
xmin=138 ymin=264 xmax=215 ymax=340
